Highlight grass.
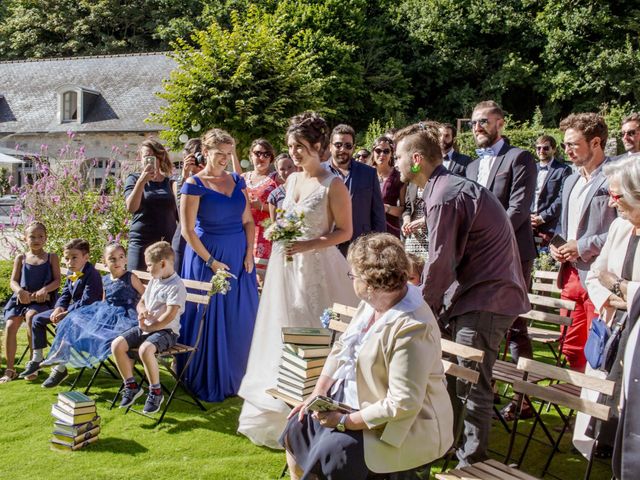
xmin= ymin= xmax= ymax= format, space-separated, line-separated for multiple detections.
xmin=0 ymin=328 xmax=613 ymax=480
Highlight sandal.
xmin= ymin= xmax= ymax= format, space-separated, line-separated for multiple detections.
xmin=0 ymin=368 xmax=18 ymax=384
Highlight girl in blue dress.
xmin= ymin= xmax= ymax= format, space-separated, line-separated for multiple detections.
xmin=41 ymin=244 xmax=145 ymax=375
xmin=179 ymin=128 xmax=259 ymax=402
xmin=2 ymin=222 xmax=61 ymax=383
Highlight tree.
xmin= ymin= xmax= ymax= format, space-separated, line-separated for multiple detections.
xmin=151 ymin=6 xmax=327 ymax=152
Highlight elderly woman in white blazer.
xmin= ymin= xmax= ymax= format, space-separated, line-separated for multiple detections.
xmin=578 ymin=154 xmax=640 ymax=458
xmin=280 ymin=233 xmax=453 ymax=480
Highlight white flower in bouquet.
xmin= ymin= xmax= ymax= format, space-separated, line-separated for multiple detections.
xmin=262 ymin=209 xmax=307 ymax=262
xmin=209 ymin=269 xmax=236 ymax=296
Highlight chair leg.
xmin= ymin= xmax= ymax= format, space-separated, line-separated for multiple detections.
xmin=83 ymin=363 xmax=104 ymax=395
xmin=541 ymin=410 xmax=575 ymax=477
xmin=279 ymin=462 xmax=289 ymax=479
xmin=583 ymin=438 xmax=597 ymax=480
xmin=69 ymin=367 xmax=86 ymax=390
xmin=17 ymin=345 xmax=29 ymax=365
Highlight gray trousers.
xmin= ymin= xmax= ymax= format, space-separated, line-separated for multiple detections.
xmin=450 ymin=311 xmax=516 ymax=466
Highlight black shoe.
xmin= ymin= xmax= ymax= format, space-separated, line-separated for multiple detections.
xmin=143 ymin=391 xmax=164 ymax=414
xmin=18 ymin=360 xmax=42 ymax=378
xmin=41 ymin=368 xmax=69 ymax=388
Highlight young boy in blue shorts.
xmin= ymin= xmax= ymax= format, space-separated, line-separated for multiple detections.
xmin=111 ymin=241 xmax=186 ymax=414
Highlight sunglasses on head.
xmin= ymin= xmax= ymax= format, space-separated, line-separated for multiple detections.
xmin=252 ymin=151 xmax=271 ymax=159
xmin=536 ymin=145 xmax=551 ymax=152
xmin=468 ymin=118 xmax=490 ymax=128
xmin=374 ymin=148 xmax=391 ymax=155
xmin=332 ymin=142 xmax=354 ymax=150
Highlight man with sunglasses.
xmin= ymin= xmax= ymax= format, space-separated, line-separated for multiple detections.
xmin=466 ymin=101 xmax=537 ymax=367
xmin=530 ymin=135 xmax=572 ymax=244
xmin=327 ymin=124 xmax=386 ymax=256
xmin=614 ymin=113 xmax=640 ymax=160
xmin=551 ymin=112 xmax=618 ymax=372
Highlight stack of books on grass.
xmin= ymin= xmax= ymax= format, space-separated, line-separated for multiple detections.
xmin=277 ymin=327 xmax=333 ymax=401
xmin=50 ymin=391 xmax=100 ymax=451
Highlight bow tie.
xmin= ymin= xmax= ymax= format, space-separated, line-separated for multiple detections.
xmin=68 ymin=271 xmax=84 ymax=282
xmin=476 ymin=148 xmax=495 ymax=158
xmin=539 ymin=165 xmax=549 ymax=171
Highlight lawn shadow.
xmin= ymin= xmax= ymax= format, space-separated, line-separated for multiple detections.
xmin=85 ymin=437 xmax=148 ymax=455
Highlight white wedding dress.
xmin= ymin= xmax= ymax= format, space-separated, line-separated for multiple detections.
xmin=237 ymin=172 xmax=359 ymax=449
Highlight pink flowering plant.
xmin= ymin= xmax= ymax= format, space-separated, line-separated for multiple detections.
xmin=0 ymin=140 xmax=132 ymax=263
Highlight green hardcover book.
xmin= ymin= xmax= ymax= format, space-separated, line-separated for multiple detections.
xmin=280 ymin=359 xmax=324 ymax=379
xmin=283 ymin=343 xmax=332 ymax=359
xmin=53 ymin=416 xmax=101 ymax=437
xmin=57 ymin=391 xmax=95 ymax=409
xmin=50 ymin=434 xmax=99 ymax=451
xmin=51 ymin=426 xmax=100 ymax=446
xmin=51 ymin=404 xmax=98 ymax=426
xmin=278 ymin=367 xmax=319 ymax=388
xmin=281 ymin=349 xmax=327 ymax=369
xmin=55 ymin=402 xmax=97 ymax=417
xmin=281 ymin=327 xmax=332 ymax=346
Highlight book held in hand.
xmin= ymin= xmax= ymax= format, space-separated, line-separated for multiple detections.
xmin=306 ymin=395 xmax=355 ymax=414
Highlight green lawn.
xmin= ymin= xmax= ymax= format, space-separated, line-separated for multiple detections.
xmin=0 ymin=329 xmax=613 ymax=480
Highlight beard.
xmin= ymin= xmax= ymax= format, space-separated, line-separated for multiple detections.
xmin=440 ymin=140 xmax=453 ymax=152
xmin=474 ymin=129 xmax=499 ymax=148
xmin=332 ymin=153 xmax=351 ymax=166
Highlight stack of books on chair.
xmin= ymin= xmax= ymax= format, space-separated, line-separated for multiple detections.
xmin=50 ymin=391 xmax=101 ymax=451
xmin=277 ymin=327 xmax=332 ymax=401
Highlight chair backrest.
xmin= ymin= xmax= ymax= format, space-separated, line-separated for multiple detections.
xmin=531 ymin=270 xmax=562 ymax=295
xmin=523 ymin=293 xmax=574 ymax=327
xmin=513 ymin=357 xmax=615 ymax=421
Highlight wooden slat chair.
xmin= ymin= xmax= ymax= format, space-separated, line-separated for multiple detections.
xmin=505 ymin=358 xmax=615 ymax=480
xmin=524 ymin=293 xmax=575 ymax=366
xmin=107 ymin=268 xmax=212 ymax=425
xmin=531 ymin=270 xmax=561 ymax=297
xmin=436 ymin=458 xmax=541 ymax=480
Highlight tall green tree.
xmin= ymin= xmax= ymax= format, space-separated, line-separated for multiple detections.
xmin=151 ymin=6 xmax=327 ymax=151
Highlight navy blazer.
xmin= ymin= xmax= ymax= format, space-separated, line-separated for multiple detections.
xmin=555 ymin=159 xmax=617 ymax=287
xmin=55 ymin=261 xmax=103 ymax=312
xmin=447 ymin=151 xmax=472 ymax=177
xmin=466 ymin=142 xmax=538 ymax=263
xmin=332 ymin=160 xmax=386 ymax=256
xmin=533 ymin=158 xmax=572 ymax=234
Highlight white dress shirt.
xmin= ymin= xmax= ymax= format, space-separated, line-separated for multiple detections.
xmin=476 ymin=138 xmax=505 ymax=187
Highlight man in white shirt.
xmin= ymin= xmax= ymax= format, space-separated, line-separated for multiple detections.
xmin=613 ymin=113 xmax=640 ymax=160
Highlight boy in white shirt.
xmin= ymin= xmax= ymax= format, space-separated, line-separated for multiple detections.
xmin=111 ymin=241 xmax=187 ymax=414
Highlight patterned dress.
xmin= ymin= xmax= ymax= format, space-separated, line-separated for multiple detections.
xmin=243 ymin=171 xmax=278 ymax=275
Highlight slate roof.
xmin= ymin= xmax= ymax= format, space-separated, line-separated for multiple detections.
xmin=0 ymin=52 xmax=176 ymax=134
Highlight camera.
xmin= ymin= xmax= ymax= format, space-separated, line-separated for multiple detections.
xmin=194 ymin=152 xmax=205 ymax=167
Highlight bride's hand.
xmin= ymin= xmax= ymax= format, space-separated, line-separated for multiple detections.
xmin=285 ymin=240 xmax=315 ymax=256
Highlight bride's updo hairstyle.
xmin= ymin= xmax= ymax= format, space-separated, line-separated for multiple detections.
xmin=347 ymin=233 xmax=409 ymax=292
xmin=201 ymin=128 xmax=234 ymax=150
xmin=286 ymin=112 xmax=330 ymax=157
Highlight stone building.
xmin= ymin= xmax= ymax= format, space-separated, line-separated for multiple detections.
xmin=0 ymin=52 xmax=176 ymax=187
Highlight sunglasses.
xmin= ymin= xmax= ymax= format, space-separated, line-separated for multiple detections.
xmin=561 ymin=142 xmax=580 ymax=151
xmin=535 ymin=145 xmax=551 ymax=152
xmin=374 ymin=148 xmax=391 ymax=155
xmin=332 ymin=142 xmax=354 ymax=150
xmin=622 ymin=129 xmax=637 ymax=137
xmin=252 ymin=151 xmax=271 ymax=159
xmin=609 ymin=191 xmax=624 ymax=202
xmin=468 ymin=118 xmax=490 ymax=128
xmin=356 ymin=153 xmax=370 ymax=160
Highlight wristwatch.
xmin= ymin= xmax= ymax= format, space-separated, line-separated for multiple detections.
xmin=612 ymin=278 xmax=624 ymax=298
xmin=205 ymin=256 xmax=215 ymax=268
xmin=336 ymin=414 xmax=348 ymax=432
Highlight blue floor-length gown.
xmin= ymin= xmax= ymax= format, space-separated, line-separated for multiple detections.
xmin=178 ymin=173 xmax=259 ymax=402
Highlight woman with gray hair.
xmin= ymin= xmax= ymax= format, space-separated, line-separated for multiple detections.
xmin=575 ymin=154 xmax=640 ymax=458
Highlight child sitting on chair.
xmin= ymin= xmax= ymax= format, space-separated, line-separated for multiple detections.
xmin=20 ymin=238 xmax=103 ymax=383
xmin=111 ymin=241 xmax=186 ymax=415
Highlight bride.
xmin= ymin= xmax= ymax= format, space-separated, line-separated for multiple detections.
xmin=237 ymin=112 xmax=359 ymax=448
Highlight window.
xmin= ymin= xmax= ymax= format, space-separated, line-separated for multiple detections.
xmin=62 ymin=91 xmax=78 ymax=122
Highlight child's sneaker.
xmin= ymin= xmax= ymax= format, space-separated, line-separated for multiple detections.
xmin=18 ymin=360 xmax=42 ymax=378
xmin=119 ymin=385 xmax=143 ymax=408
xmin=143 ymin=391 xmax=164 ymax=414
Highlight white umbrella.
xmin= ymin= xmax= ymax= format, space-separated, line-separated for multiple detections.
xmin=0 ymin=152 xmax=23 ymax=164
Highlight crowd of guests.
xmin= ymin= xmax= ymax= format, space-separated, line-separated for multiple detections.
xmin=2 ymin=103 xmax=640 ymax=479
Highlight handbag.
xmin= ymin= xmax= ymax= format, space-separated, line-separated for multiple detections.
xmin=584 ymin=316 xmax=610 ymax=369
xmin=601 ymin=312 xmax=627 ymax=372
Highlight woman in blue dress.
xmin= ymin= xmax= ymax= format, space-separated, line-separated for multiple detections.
xmin=179 ymin=128 xmax=259 ymax=403
xmin=42 ymin=244 xmax=144 ymax=375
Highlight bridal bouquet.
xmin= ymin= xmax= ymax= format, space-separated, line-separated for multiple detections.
xmin=263 ymin=209 xmax=307 ymax=262
xmin=209 ymin=269 xmax=236 ymax=296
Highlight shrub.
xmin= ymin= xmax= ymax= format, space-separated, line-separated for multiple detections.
xmin=0 ymin=259 xmax=13 ymax=308
xmin=0 ymin=138 xmax=132 ymax=264
xmin=457 ymin=128 xmax=564 ymax=159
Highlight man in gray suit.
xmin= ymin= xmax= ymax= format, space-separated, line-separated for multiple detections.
xmin=440 ymin=123 xmax=471 ymax=176
xmin=466 ymin=101 xmax=536 ymax=366
xmin=550 ymin=112 xmax=617 ymax=371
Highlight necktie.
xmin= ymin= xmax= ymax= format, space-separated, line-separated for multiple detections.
xmin=475 ymin=147 xmax=495 ymax=158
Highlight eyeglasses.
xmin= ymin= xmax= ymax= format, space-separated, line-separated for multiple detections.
xmin=468 ymin=118 xmax=490 ymax=128
xmin=535 ymin=145 xmax=551 ymax=152
xmin=252 ymin=151 xmax=271 ymax=159
xmin=609 ymin=191 xmax=624 ymax=202
xmin=374 ymin=148 xmax=391 ymax=155
xmin=622 ymin=129 xmax=637 ymax=138
xmin=561 ymin=142 xmax=580 ymax=151
xmin=332 ymin=142 xmax=354 ymax=150
xmin=346 ymin=271 xmax=359 ymax=280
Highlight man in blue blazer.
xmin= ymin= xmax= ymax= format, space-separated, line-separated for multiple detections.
xmin=327 ymin=124 xmax=386 ymax=256
xmin=530 ymin=135 xmax=572 ymax=241
xmin=440 ymin=123 xmax=472 ymax=177
xmin=466 ymin=101 xmax=537 ymax=364
xmin=20 ymin=239 xmax=103 ymax=385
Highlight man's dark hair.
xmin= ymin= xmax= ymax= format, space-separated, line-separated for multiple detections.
xmin=441 ymin=123 xmax=457 ymax=138
xmin=559 ymin=113 xmax=608 ymax=145
xmin=331 ymin=124 xmax=356 ymax=142
xmin=536 ymin=135 xmax=557 ymax=149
